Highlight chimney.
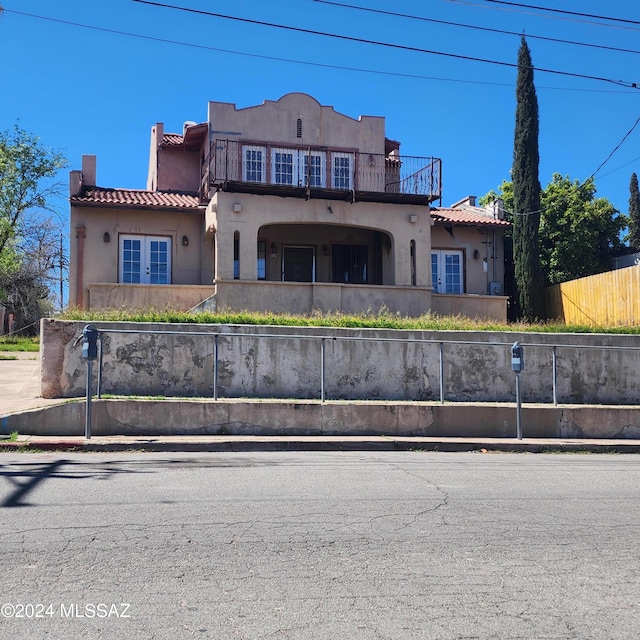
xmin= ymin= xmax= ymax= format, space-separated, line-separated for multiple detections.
xmin=82 ymin=155 xmax=97 ymax=187
xmin=450 ymin=195 xmax=477 ymax=209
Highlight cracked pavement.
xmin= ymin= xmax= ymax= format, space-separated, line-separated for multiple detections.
xmin=0 ymin=451 xmax=639 ymax=639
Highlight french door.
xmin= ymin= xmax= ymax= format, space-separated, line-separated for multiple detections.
xmin=431 ymin=250 xmax=463 ymax=293
xmin=119 ymin=235 xmax=171 ymax=284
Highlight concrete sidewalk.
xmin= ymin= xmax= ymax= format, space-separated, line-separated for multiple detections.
xmin=1 ymin=434 xmax=640 ymax=453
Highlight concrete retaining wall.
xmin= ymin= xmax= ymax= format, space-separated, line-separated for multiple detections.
xmin=41 ymin=320 xmax=640 ymax=405
xmin=5 ymin=399 xmax=640 ymax=439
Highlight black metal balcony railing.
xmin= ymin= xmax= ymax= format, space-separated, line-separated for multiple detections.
xmin=200 ymin=139 xmax=442 ymax=202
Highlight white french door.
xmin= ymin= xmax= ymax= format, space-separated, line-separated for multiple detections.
xmin=271 ymin=148 xmax=327 ymax=187
xmin=431 ymin=250 xmax=463 ymax=293
xmin=119 ymin=235 xmax=171 ymax=284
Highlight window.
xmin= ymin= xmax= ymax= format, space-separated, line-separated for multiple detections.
xmin=431 ymin=250 xmax=463 ymax=293
xmin=234 ymin=231 xmax=240 ymax=279
xmin=332 ymin=245 xmax=367 ymax=284
xmin=243 ymin=145 xmax=266 ymax=183
xmin=257 ymin=240 xmax=266 ymax=280
xmin=119 ymin=235 xmax=171 ymax=284
xmin=270 ymin=148 xmax=327 ymax=187
xmin=303 ymin=151 xmax=326 ymax=188
xmin=410 ymin=240 xmax=416 ymax=287
xmin=272 ymin=149 xmax=295 ymax=185
xmin=332 ymin=152 xmax=354 ymax=190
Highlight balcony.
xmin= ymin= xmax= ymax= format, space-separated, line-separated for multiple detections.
xmin=200 ymin=139 xmax=441 ymax=205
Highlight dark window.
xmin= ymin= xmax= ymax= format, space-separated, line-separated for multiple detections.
xmin=234 ymin=231 xmax=240 ymax=280
xmin=257 ymin=240 xmax=266 ymax=280
xmin=332 ymin=245 xmax=368 ymax=284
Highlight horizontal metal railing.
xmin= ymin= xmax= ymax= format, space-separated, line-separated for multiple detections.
xmin=88 ymin=328 xmax=640 ymax=405
xmin=207 ymin=139 xmax=442 ymax=199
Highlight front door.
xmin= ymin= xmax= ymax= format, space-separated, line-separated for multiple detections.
xmin=282 ymin=246 xmax=315 ymax=282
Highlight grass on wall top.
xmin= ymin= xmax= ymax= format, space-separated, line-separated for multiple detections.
xmin=59 ymin=308 xmax=640 ymax=335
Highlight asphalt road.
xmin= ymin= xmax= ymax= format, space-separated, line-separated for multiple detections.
xmin=0 ymin=451 xmax=638 ymax=639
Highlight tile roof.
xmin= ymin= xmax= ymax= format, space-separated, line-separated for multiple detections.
xmin=70 ymin=187 xmax=200 ymax=210
xmin=432 ymin=207 xmax=511 ymax=227
xmin=162 ymin=133 xmax=184 ymax=146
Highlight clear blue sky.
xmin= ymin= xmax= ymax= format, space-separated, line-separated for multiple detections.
xmin=2 ymin=0 xmax=640 ymax=227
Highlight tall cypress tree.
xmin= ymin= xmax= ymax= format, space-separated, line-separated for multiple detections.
xmin=512 ymin=36 xmax=544 ymax=321
xmin=628 ymin=173 xmax=640 ymax=252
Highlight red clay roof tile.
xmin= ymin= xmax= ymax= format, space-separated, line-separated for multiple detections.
xmin=432 ymin=207 xmax=511 ymax=227
xmin=70 ymin=187 xmax=200 ymax=210
xmin=162 ymin=133 xmax=184 ymax=146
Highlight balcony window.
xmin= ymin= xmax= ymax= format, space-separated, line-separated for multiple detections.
xmin=332 ymin=152 xmax=354 ymax=190
xmin=243 ymin=145 xmax=266 ymax=183
xmin=303 ymin=151 xmax=326 ymax=188
xmin=272 ymin=149 xmax=295 ymax=185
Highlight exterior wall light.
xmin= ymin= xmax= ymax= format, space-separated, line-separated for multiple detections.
xmin=270 ymin=242 xmax=277 ymax=258
xmin=103 ymin=232 xmax=111 ymax=243
xmin=182 ymin=235 xmax=189 ymax=247
xmin=233 ymin=203 xmax=242 ymax=213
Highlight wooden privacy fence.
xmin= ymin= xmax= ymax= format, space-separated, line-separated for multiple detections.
xmin=545 ymin=264 xmax=640 ymax=326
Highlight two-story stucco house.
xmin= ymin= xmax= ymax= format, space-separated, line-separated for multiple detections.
xmin=69 ymin=93 xmax=509 ymax=319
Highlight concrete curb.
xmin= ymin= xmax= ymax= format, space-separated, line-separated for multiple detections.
xmin=1 ymin=435 xmax=640 ymax=454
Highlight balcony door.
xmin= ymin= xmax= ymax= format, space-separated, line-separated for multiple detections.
xmin=282 ymin=246 xmax=315 ymax=282
xmin=120 ymin=235 xmax=171 ymax=284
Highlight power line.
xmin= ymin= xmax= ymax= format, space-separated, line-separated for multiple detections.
xmin=132 ymin=0 xmax=640 ymax=89
xmin=312 ymin=0 xmax=640 ymax=56
xmin=587 ymin=115 xmax=640 ymax=182
xmin=4 ymin=8 xmax=635 ymax=94
xmin=448 ymin=0 xmax=640 ymax=32
xmin=468 ymin=0 xmax=640 ymax=27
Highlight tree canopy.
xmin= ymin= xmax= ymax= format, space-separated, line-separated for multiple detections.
xmin=481 ymin=174 xmax=626 ymax=287
xmin=0 ymin=125 xmax=68 ymax=331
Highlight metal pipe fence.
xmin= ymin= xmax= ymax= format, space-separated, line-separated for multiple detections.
xmin=86 ymin=327 xmax=640 ymax=405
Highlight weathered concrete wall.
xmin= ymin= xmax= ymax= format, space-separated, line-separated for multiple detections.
xmin=6 ymin=399 xmax=640 ymax=439
xmin=88 ymin=284 xmax=216 ymax=311
xmin=41 ymin=320 xmax=640 ymax=405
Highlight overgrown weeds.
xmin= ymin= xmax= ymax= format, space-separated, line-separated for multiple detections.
xmin=59 ymin=307 xmax=640 ymax=334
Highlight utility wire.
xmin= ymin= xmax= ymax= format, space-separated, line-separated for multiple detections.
xmin=586 ymin=115 xmax=640 ymax=181
xmin=313 ymin=0 xmax=640 ymax=56
xmin=467 ymin=0 xmax=640 ymax=27
xmin=4 ymin=8 xmax=635 ymax=94
xmin=448 ymin=0 xmax=640 ymax=32
xmin=132 ymin=0 xmax=640 ymax=89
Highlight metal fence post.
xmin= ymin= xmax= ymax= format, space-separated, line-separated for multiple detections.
xmin=439 ymin=343 xmax=445 ymax=404
xmin=97 ymin=333 xmax=103 ymax=399
xmin=552 ymin=346 xmax=558 ymax=405
xmin=213 ymin=334 xmax=219 ymax=401
xmin=321 ymin=337 xmax=326 ymax=403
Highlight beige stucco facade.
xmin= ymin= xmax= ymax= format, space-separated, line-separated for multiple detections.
xmin=68 ymin=93 xmax=508 ymax=318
